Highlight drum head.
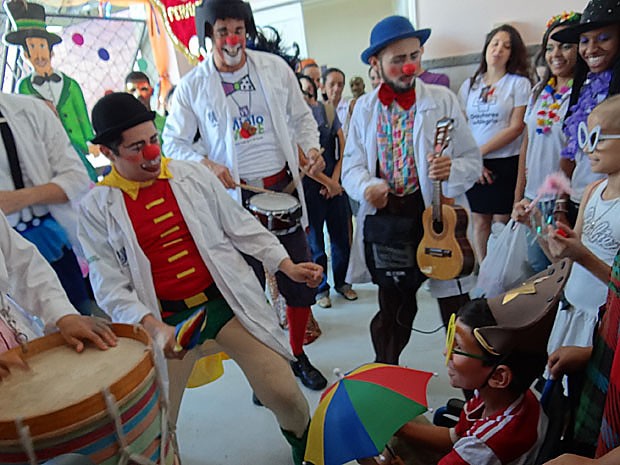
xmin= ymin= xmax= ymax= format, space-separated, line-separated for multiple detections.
xmin=249 ymin=193 xmax=299 ymax=212
xmin=0 ymin=324 xmax=153 ymax=438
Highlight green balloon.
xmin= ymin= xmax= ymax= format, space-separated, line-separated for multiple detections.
xmin=137 ymin=58 xmax=148 ymax=72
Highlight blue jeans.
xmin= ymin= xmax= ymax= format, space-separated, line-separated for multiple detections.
xmin=305 ymin=189 xmax=352 ymax=295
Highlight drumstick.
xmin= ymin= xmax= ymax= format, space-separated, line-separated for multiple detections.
xmin=234 ymin=183 xmax=277 ymax=195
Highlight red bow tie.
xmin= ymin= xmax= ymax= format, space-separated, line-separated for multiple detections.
xmin=378 ymin=83 xmax=416 ymax=110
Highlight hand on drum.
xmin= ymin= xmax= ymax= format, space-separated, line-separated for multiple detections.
xmin=0 ymin=350 xmax=28 ymax=380
xmin=202 ymin=159 xmax=235 ymax=189
xmin=56 ymin=315 xmax=117 ymax=353
xmin=279 ymin=258 xmax=323 ymax=288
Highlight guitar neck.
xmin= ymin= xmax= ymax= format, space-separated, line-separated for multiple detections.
xmin=431 ymin=118 xmax=452 ymax=224
xmin=432 ymin=178 xmax=443 ymax=223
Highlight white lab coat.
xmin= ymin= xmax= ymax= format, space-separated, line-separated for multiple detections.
xmin=77 ymin=160 xmax=293 ymax=359
xmin=342 ymin=81 xmax=483 ymax=298
xmin=0 ymin=212 xmax=78 ymax=331
xmin=0 ymin=93 xmax=90 ymax=251
xmin=163 ymin=50 xmax=320 ymax=227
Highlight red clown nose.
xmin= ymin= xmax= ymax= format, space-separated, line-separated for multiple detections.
xmin=225 ymin=35 xmax=241 ymax=46
xmin=402 ymin=63 xmax=417 ymax=76
xmin=142 ymin=144 xmax=160 ymax=160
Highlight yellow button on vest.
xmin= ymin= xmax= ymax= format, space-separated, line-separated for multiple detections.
xmin=184 ymin=291 xmax=208 ymax=308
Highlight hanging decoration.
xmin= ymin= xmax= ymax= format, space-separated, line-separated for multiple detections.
xmin=148 ymin=0 xmax=202 ymax=64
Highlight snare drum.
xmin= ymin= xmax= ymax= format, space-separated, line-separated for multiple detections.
xmin=0 ymin=324 xmax=175 ymax=465
xmin=248 ymin=193 xmax=302 ymax=235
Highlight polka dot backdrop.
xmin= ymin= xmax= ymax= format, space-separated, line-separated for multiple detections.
xmin=0 ymin=13 xmax=147 ymax=112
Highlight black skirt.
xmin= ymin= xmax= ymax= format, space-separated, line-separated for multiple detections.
xmin=466 ymin=155 xmax=519 ymax=214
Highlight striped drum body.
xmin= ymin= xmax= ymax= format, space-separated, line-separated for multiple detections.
xmin=0 ymin=324 xmax=174 ymax=465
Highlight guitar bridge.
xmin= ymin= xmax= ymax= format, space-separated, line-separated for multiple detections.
xmin=424 ymin=247 xmax=453 ymax=258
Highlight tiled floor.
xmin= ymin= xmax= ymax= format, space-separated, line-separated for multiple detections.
xmin=175 ymin=283 xmax=461 ymax=465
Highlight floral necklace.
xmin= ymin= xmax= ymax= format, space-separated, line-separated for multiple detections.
xmin=562 ymin=70 xmax=612 ymax=160
xmin=536 ymin=77 xmax=572 ymax=135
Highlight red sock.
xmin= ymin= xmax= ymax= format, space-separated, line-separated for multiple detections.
xmin=286 ymin=305 xmax=310 ymax=356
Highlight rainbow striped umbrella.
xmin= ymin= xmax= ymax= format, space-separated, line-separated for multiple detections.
xmin=304 ymin=363 xmax=432 ymax=465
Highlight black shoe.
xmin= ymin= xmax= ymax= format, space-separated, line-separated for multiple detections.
xmin=291 ymin=352 xmax=327 ymax=391
xmin=252 ymin=392 xmax=263 ymax=407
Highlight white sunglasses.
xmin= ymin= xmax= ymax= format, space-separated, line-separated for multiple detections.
xmin=578 ymin=121 xmax=620 ymax=153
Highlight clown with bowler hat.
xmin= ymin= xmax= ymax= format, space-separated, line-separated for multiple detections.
xmin=81 ymin=92 xmax=325 ymax=464
xmin=341 ymin=15 xmax=482 ymax=366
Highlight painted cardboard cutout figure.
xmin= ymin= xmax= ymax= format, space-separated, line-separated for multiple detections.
xmin=3 ymin=1 xmax=98 ymax=181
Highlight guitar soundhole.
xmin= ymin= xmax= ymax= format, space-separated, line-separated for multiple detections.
xmin=432 ymin=220 xmax=444 ymax=235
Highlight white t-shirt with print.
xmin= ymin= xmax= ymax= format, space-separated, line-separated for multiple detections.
xmin=458 ymin=73 xmax=531 ymax=160
xmin=523 ymin=82 xmax=571 ymax=201
xmin=219 ymin=62 xmax=286 ymax=180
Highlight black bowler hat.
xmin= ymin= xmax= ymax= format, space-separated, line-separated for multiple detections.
xmin=3 ymin=1 xmax=61 ymax=47
xmin=91 ymin=93 xmax=155 ymax=145
xmin=552 ymin=0 xmax=620 ymax=43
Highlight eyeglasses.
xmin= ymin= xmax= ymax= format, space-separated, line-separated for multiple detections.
xmin=445 ymin=313 xmax=489 ymax=365
xmin=578 ymin=121 xmax=620 ymax=153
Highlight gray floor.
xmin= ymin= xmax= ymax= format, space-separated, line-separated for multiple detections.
xmin=175 ymin=283 xmax=462 ymax=465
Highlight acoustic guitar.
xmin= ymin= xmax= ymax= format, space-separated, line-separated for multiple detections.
xmin=417 ymin=117 xmax=475 ymax=280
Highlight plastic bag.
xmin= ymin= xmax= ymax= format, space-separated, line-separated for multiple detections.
xmin=475 ymin=220 xmax=533 ymax=298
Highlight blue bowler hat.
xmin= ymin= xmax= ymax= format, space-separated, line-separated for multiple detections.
xmin=361 ymin=15 xmax=431 ymax=64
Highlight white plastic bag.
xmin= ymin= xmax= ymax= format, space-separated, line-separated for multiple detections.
xmin=475 ymin=220 xmax=533 ymax=298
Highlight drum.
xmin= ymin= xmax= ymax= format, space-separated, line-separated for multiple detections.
xmin=0 ymin=324 xmax=175 ymax=465
xmin=248 ymin=193 xmax=302 ymax=235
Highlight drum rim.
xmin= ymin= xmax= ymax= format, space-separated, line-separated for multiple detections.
xmin=0 ymin=324 xmax=154 ymax=440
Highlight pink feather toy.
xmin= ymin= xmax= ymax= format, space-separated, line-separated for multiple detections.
xmin=526 ymin=172 xmax=572 ymax=211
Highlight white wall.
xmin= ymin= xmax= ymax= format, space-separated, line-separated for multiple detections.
xmin=302 ymin=0 xmax=397 ymax=99
xmin=254 ymin=2 xmax=308 ymax=57
xmin=415 ymin=0 xmax=587 ymax=59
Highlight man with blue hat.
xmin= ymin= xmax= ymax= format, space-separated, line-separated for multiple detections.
xmin=342 ymin=16 xmax=482 ymax=366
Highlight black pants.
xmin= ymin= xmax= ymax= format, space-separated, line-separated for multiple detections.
xmin=371 ymin=191 xmax=470 ymax=365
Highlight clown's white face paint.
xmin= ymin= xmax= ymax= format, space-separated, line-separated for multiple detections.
xmin=212 ymin=18 xmax=247 ymax=72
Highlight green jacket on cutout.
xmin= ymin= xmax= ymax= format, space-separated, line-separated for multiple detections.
xmin=18 ymin=73 xmax=97 ymax=181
